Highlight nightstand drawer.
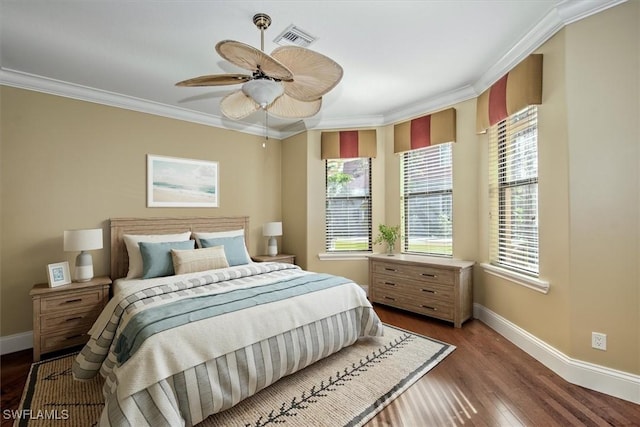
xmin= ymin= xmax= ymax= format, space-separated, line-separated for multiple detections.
xmin=41 ymin=289 xmax=104 ymax=313
xmin=41 ymin=330 xmax=90 ymax=353
xmin=40 ymin=308 xmax=100 ymax=333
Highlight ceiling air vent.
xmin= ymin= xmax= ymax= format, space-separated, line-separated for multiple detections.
xmin=273 ymin=24 xmax=316 ymax=48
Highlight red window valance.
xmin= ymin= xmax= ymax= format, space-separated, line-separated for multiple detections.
xmin=393 ymin=108 xmax=456 ymax=154
xmin=476 ymin=54 xmax=543 ymax=133
xmin=321 ymin=130 xmax=377 ymax=159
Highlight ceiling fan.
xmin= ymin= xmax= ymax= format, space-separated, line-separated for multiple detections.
xmin=176 ymin=13 xmax=343 ymax=120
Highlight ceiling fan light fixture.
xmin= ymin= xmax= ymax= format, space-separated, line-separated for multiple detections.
xmin=242 ymin=79 xmax=284 ymax=108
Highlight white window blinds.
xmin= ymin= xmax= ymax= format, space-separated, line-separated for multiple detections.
xmin=401 ymin=144 xmax=453 ymax=256
xmin=489 ymin=105 xmax=539 ymax=275
xmin=325 ymin=158 xmax=372 ymax=252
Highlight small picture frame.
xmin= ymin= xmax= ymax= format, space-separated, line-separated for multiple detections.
xmin=47 ymin=262 xmax=71 ymax=287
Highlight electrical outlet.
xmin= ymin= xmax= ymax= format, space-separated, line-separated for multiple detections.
xmin=592 ymin=332 xmax=607 ymax=351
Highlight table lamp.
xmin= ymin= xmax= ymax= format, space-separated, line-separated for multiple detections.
xmin=64 ymin=228 xmax=103 ymax=282
xmin=263 ymin=222 xmax=282 ymax=256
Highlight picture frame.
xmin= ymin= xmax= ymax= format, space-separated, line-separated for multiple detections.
xmin=47 ymin=262 xmax=71 ymax=287
xmin=147 ymin=154 xmax=219 ymax=208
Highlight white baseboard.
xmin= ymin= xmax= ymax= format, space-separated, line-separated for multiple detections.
xmin=0 ymin=331 xmax=33 ymax=355
xmin=474 ymin=304 xmax=640 ymax=404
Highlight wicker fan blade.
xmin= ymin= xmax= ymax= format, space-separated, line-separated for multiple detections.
xmin=175 ymin=74 xmax=251 ymax=87
xmin=220 ymin=90 xmax=261 ymax=119
xmin=268 ymin=93 xmax=321 ymax=119
xmin=216 ymin=40 xmax=293 ymax=81
xmin=271 ymin=46 xmax=343 ymax=102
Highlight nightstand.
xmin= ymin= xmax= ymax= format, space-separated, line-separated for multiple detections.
xmin=252 ymin=254 xmax=296 ymax=264
xmin=30 ymin=276 xmax=111 ymax=361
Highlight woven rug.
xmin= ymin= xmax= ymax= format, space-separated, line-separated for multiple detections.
xmin=14 ymin=325 xmax=454 ymax=427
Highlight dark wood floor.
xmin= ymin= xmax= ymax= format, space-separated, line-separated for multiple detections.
xmin=2 ymin=305 xmax=639 ymax=427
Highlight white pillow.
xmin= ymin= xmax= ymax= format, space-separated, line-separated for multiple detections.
xmin=192 ymin=229 xmax=252 ymax=264
xmin=123 ymin=231 xmax=192 ymax=279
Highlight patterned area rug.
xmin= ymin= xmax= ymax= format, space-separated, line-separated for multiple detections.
xmin=13 ymin=325 xmax=454 ymax=427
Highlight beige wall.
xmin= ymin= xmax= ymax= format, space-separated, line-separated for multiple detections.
xmin=477 ymin=1 xmax=639 ymax=374
xmin=476 ymin=26 xmax=573 ymax=355
xmin=564 ymin=1 xmax=639 ymax=370
xmin=1 ymin=87 xmax=282 ymax=336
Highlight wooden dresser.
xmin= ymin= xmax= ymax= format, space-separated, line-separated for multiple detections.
xmin=369 ymin=254 xmax=474 ymax=327
xmin=30 ymin=276 xmax=111 ymax=361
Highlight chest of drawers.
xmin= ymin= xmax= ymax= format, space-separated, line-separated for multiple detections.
xmin=369 ymin=254 xmax=474 ymax=327
xmin=30 ymin=276 xmax=111 ymax=361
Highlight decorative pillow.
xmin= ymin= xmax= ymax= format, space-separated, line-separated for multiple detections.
xmin=171 ymin=245 xmax=229 ymax=275
xmin=139 ymin=240 xmax=195 ymax=279
xmin=193 ymin=229 xmax=244 ymax=247
xmin=200 ymin=236 xmax=251 ymax=266
xmin=193 ymin=229 xmax=251 ymax=263
xmin=123 ymin=232 xmax=192 ymax=279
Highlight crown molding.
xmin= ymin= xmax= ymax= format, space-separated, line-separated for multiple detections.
xmin=474 ymin=0 xmax=626 ymax=94
xmin=556 ymin=0 xmax=627 ymax=25
xmin=0 ymin=68 xmax=287 ymax=139
xmin=0 ymin=0 xmax=626 ymax=137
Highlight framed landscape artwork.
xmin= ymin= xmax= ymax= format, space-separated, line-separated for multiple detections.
xmin=147 ymin=155 xmax=219 ymax=207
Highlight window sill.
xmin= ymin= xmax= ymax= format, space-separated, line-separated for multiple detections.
xmin=318 ymin=252 xmax=372 ymax=261
xmin=480 ymin=263 xmax=550 ymax=294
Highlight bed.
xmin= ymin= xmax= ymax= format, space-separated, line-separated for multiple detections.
xmin=72 ymin=216 xmax=383 ymax=426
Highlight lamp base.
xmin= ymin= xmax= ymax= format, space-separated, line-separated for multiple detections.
xmin=267 ymin=237 xmax=278 ymax=257
xmin=74 ymin=265 xmax=94 ymax=282
xmin=75 ymin=251 xmax=94 ymax=282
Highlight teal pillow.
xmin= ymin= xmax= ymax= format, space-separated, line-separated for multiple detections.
xmin=200 ymin=236 xmax=249 ymax=266
xmin=139 ymin=240 xmax=195 ymax=279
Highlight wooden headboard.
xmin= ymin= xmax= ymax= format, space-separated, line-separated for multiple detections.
xmin=110 ymin=216 xmax=250 ymax=280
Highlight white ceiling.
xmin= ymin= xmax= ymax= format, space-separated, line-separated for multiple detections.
xmin=0 ymin=0 xmax=623 ymax=138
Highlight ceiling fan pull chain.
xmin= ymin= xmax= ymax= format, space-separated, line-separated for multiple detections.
xmin=263 ymin=109 xmax=269 ymax=148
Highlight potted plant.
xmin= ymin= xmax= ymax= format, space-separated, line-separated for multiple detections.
xmin=374 ymin=224 xmax=401 ymax=255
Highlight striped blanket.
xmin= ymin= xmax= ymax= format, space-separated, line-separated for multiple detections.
xmin=73 ymin=262 xmax=383 ymax=426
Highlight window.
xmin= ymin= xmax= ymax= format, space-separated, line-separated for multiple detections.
xmin=401 ymin=144 xmax=453 ymax=256
xmin=489 ymin=105 xmax=539 ymax=276
xmin=325 ymin=158 xmax=372 ymax=252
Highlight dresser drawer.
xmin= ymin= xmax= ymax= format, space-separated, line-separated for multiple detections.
xmin=371 ymin=275 xmax=454 ymax=302
xmin=372 ymin=261 xmax=455 ymax=285
xmin=40 ymin=308 xmax=100 ymax=333
xmin=373 ymin=290 xmax=455 ymax=321
xmin=41 ymin=329 xmax=90 ymax=353
xmin=40 ymin=289 xmax=105 ymax=313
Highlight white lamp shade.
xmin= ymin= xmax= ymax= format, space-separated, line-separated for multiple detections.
xmin=263 ymin=222 xmax=283 ymax=237
xmin=64 ymin=229 xmax=103 ymax=252
xmin=242 ymin=79 xmax=284 ymax=108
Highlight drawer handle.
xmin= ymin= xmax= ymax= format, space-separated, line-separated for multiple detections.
xmin=384 ymin=282 xmax=396 ymax=286
xmin=421 ymin=289 xmax=436 ymax=294
xmin=63 ymin=298 xmax=83 ymax=304
xmin=65 ymin=334 xmax=84 ymax=340
xmin=384 ymin=267 xmax=398 ymax=272
xmin=384 ymin=296 xmax=396 ymax=301
xmin=421 ymin=305 xmax=437 ymax=311
xmin=65 ymin=316 xmax=83 ymax=322
xmin=421 ymin=273 xmax=437 ymax=278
